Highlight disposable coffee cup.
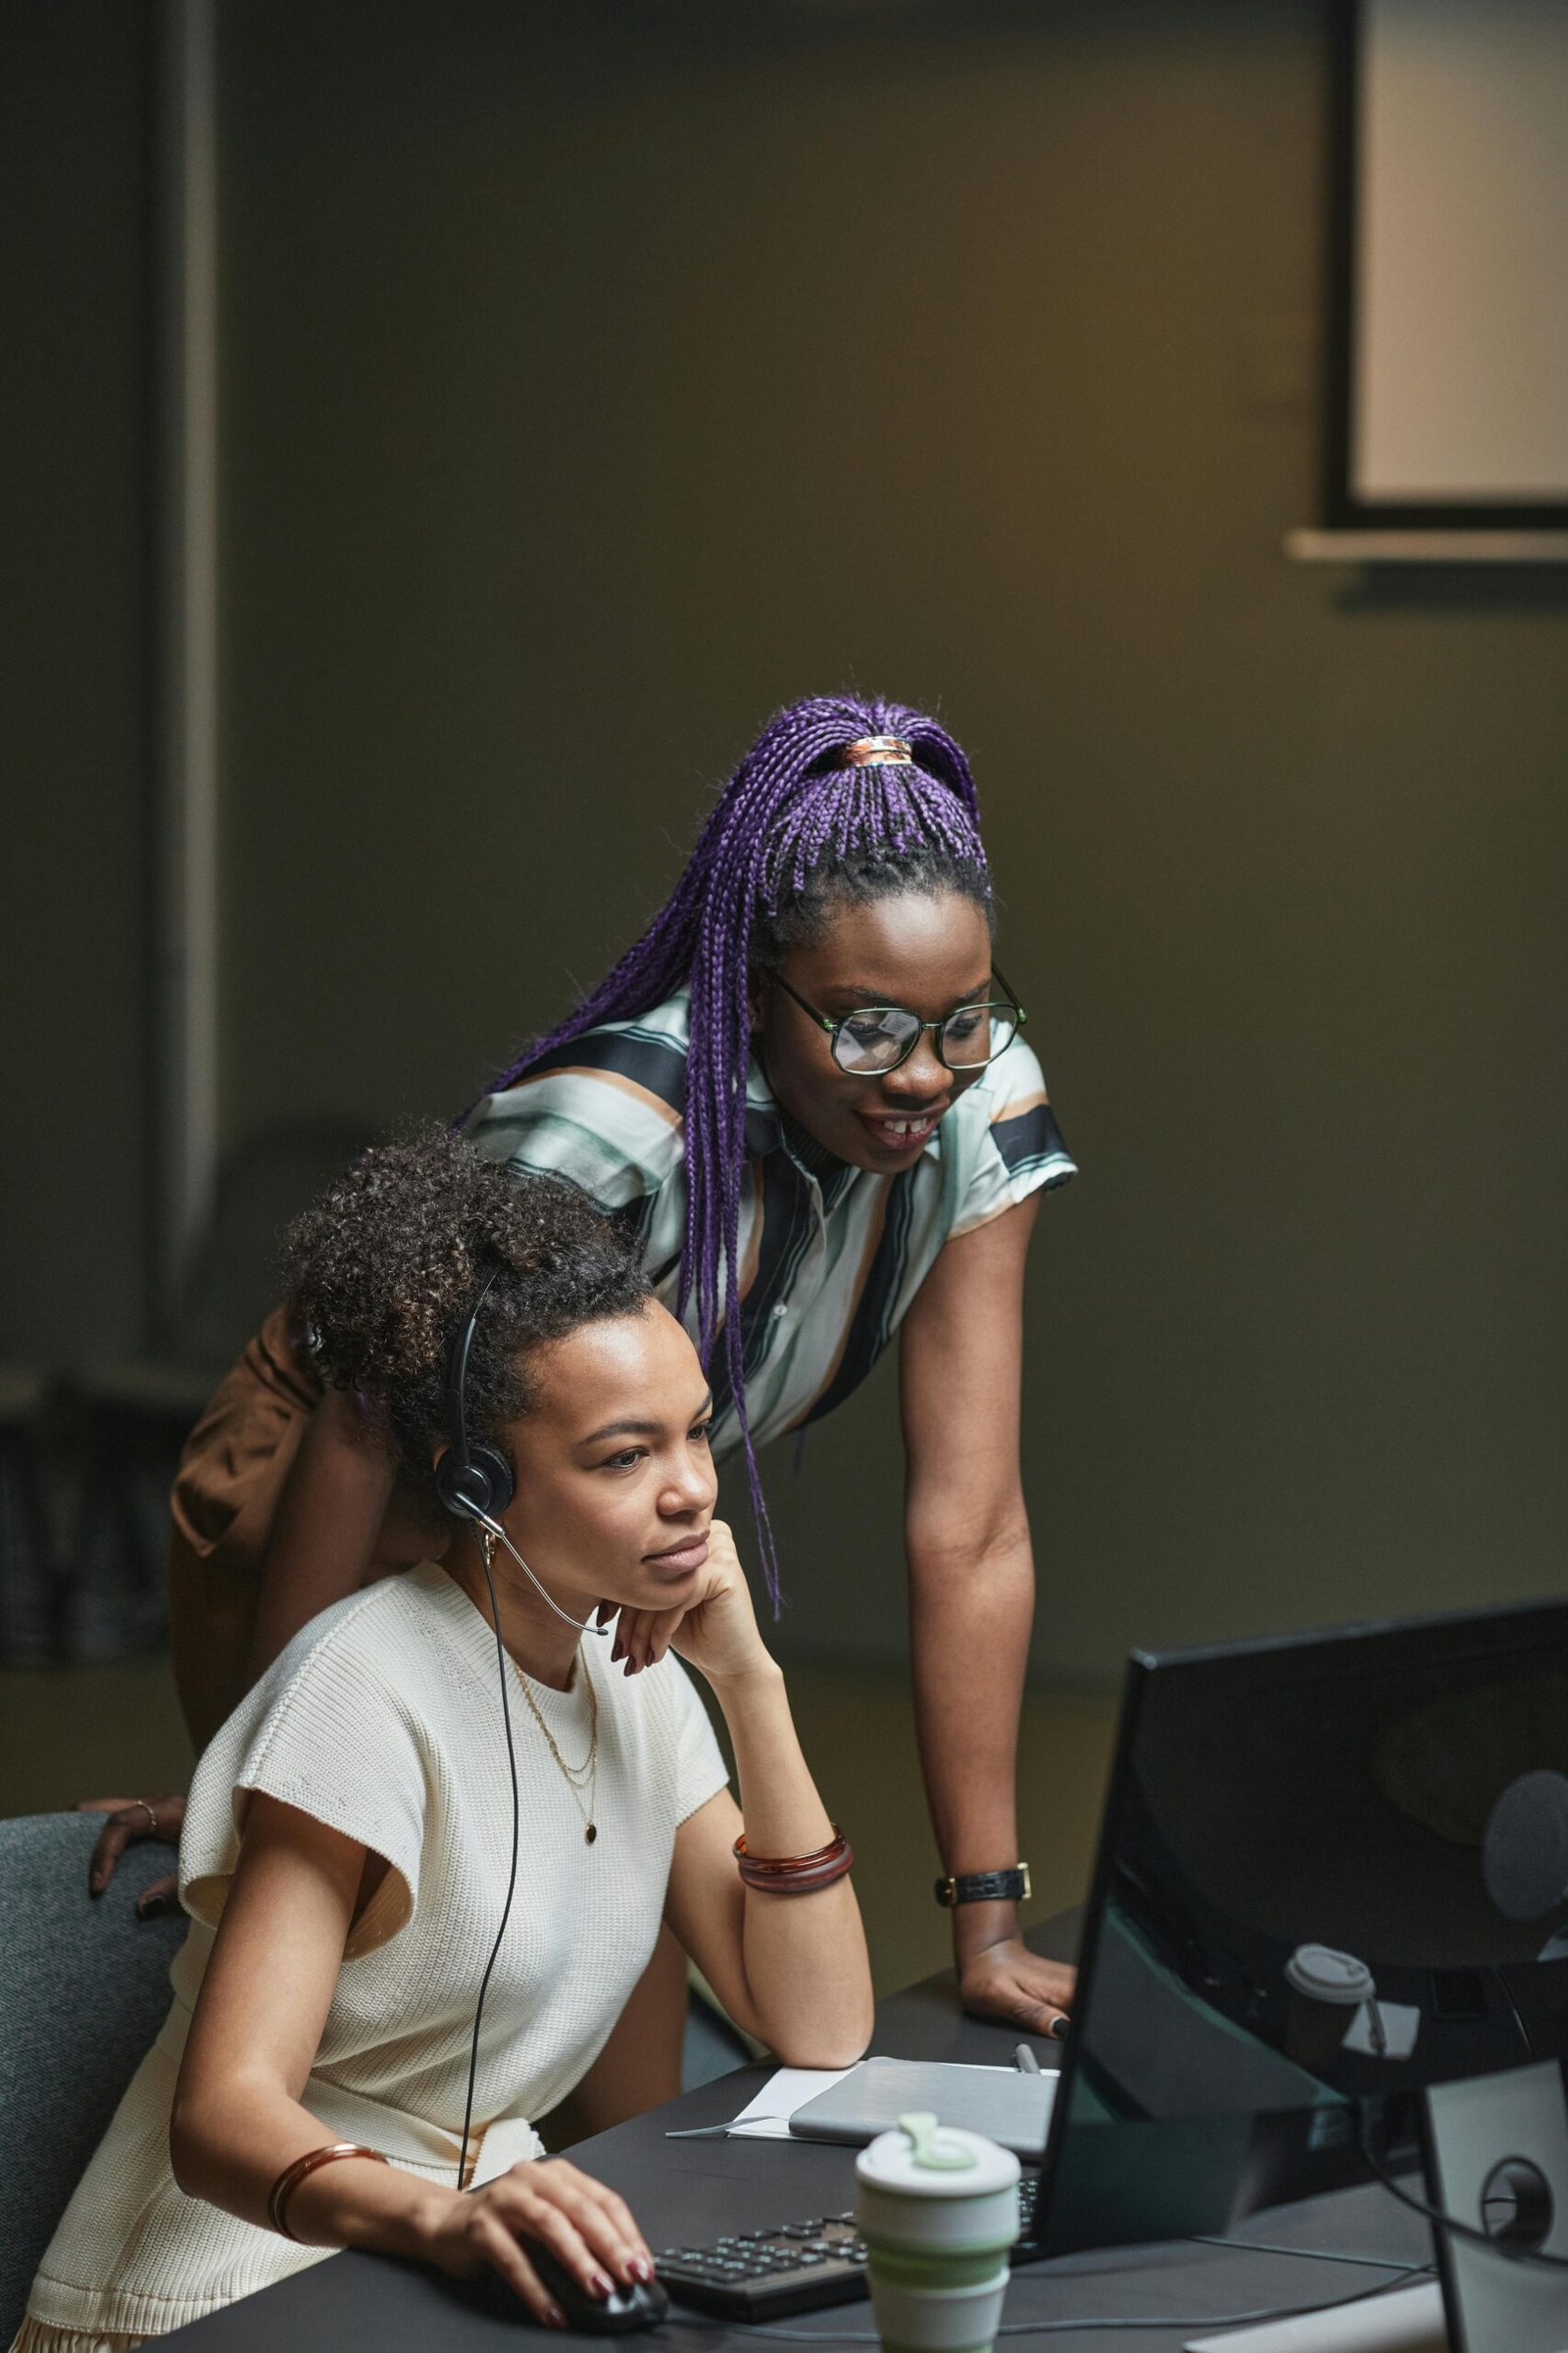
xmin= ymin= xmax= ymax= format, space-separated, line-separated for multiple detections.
xmin=1284 ymin=1943 xmax=1376 ymax=2076
xmin=856 ymin=2112 xmax=1020 ymax=2353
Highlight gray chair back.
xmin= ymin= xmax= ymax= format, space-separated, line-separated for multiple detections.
xmin=0 ymin=1814 xmax=185 ymax=2344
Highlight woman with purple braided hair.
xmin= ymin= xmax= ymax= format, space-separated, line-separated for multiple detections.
xmin=88 ymin=692 xmax=1077 ymax=2078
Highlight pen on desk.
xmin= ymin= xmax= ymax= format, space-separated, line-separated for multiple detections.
xmin=1013 ymin=2042 xmax=1041 ymax=2075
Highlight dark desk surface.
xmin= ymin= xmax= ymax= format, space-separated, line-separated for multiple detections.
xmin=167 ymin=1917 xmax=1432 ymax=2352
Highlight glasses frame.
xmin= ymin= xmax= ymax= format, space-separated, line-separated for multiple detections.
xmin=770 ymin=963 xmax=1028 ymax=1076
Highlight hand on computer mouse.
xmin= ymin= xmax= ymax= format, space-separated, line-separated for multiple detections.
xmin=426 ymin=2154 xmax=659 ymax=2329
xmin=516 ymin=2237 xmax=669 ymax=2332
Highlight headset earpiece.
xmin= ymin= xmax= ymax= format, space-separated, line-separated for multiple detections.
xmin=441 ymin=1265 xmax=517 ymax=1527
xmin=435 ymin=1442 xmax=515 ymax=1526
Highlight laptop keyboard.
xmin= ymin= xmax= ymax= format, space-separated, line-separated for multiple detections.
xmin=655 ymin=2174 xmax=1043 ymax=2322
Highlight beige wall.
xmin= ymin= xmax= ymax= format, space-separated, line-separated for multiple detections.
xmin=9 ymin=1 xmax=1568 ymax=1679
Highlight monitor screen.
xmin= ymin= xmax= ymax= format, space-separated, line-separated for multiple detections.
xmin=1036 ymin=1596 xmax=1568 ymax=2257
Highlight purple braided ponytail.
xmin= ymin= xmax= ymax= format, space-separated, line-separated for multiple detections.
xmin=479 ymin=694 xmax=991 ymax=1602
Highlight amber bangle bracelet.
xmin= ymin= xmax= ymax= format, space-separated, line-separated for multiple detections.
xmin=733 ymin=1828 xmax=854 ymax=1894
xmin=733 ymin=1829 xmax=845 ymax=1874
xmin=267 ymin=2141 xmax=388 ymax=2240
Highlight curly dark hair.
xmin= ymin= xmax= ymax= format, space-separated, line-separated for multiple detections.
xmin=281 ymin=1129 xmax=651 ymax=1512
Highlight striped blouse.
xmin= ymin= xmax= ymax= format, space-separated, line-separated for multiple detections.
xmin=464 ymin=991 xmax=1075 ymax=1457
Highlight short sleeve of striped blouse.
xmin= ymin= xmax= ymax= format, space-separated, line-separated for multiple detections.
xmin=947 ymin=1038 xmax=1077 ymax=1240
xmin=462 ymin=1028 xmax=690 ymax=1222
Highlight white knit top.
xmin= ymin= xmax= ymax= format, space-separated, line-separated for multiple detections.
xmin=16 ymin=1561 xmax=728 ymax=2352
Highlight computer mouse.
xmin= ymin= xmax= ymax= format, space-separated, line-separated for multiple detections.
xmin=522 ymin=2238 xmax=668 ymax=2334
xmin=455 ymin=2237 xmax=668 ymax=2333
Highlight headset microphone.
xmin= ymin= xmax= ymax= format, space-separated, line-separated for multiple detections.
xmin=470 ymin=1505 xmax=609 ymax=1639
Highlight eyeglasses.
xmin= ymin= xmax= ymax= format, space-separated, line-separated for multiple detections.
xmin=771 ymin=966 xmax=1027 ymax=1075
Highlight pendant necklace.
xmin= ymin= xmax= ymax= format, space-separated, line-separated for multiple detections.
xmin=513 ymin=1660 xmax=599 ymax=1845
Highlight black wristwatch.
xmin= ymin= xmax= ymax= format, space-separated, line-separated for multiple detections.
xmin=934 ymin=1864 xmax=1031 ymax=1908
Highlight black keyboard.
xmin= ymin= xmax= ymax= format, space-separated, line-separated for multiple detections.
xmin=655 ymin=2175 xmax=1043 ymax=2323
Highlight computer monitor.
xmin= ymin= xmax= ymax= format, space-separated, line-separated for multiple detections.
xmin=1034 ymin=1594 xmax=1568 ymax=2260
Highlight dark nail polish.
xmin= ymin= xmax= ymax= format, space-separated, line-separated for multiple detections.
xmin=630 ymin=2257 xmax=655 ymax=2283
xmin=1048 ymin=2013 xmax=1069 ymax=2041
xmin=546 ymin=2304 xmax=566 ymax=2328
xmin=591 ymin=2272 xmax=613 ymax=2300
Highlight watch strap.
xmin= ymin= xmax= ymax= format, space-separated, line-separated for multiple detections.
xmin=934 ymin=1863 xmax=1031 ymax=1908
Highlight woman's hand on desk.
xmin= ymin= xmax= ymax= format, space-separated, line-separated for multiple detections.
xmin=78 ymin=1790 xmax=187 ymax=1916
xmin=423 ymin=2155 xmax=656 ymax=2326
xmin=958 ymin=1936 xmax=1076 ymax=2036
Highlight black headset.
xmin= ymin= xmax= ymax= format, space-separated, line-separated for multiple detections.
xmin=434 ymin=1264 xmax=516 ymax=1527
xmin=434 ymin=1265 xmax=605 ymax=1642
xmin=439 ymin=1263 xmax=520 ymax=2198
xmin=337 ymin=1266 xmax=601 ymax=2190
xmin=439 ymin=1260 xmax=607 ymax=2194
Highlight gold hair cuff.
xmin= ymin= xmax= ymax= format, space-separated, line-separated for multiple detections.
xmin=842 ymin=735 xmax=913 ymax=767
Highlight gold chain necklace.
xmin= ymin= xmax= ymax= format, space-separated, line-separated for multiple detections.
xmin=481 ymin=1528 xmax=599 ymax=1844
xmin=513 ymin=1662 xmax=599 ymax=1844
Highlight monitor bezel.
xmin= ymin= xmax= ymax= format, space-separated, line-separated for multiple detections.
xmin=1035 ymin=1592 xmax=1568 ymax=2255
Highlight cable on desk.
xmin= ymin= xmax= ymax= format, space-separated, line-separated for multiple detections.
xmin=1187 ymin=2230 xmax=1433 ymax=2274
xmin=1493 ymin=1967 xmax=1536 ymax=2062
xmin=1358 ymin=2106 xmax=1568 ymax=2269
xmin=662 ymin=2265 xmax=1430 ymax=2340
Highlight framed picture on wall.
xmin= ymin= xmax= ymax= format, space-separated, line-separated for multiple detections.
xmin=1295 ymin=0 xmax=1568 ymax=559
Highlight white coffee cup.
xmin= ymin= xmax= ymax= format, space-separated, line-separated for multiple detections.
xmin=856 ymin=2113 xmax=1020 ymax=2353
xmin=1284 ymin=1942 xmax=1380 ymax=2074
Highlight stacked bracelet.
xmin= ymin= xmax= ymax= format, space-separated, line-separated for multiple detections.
xmin=734 ymin=1827 xmax=854 ymax=1895
xmin=267 ymin=2142 xmax=388 ymax=2240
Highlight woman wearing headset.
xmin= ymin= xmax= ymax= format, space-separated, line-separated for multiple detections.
xmin=18 ymin=1139 xmax=870 ymax=2352
xmin=89 ymin=692 xmax=1077 ymax=2045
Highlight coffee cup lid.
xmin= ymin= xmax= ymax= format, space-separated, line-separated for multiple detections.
xmin=1285 ymin=1943 xmax=1376 ymax=2004
xmin=857 ymin=2113 xmax=1020 ymax=2199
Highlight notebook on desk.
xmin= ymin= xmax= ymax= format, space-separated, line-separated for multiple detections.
xmin=786 ymin=2056 xmax=1057 ymax=2159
